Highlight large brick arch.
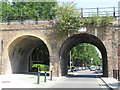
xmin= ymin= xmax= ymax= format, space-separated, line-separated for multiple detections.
xmin=59 ymin=33 xmax=108 ymax=77
xmin=8 ymin=35 xmax=50 ymax=73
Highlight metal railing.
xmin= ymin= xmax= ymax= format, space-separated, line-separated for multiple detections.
xmin=79 ymin=7 xmax=119 ymax=18
xmin=113 ymin=70 xmax=120 ymax=81
xmin=1 ymin=7 xmax=119 ymax=25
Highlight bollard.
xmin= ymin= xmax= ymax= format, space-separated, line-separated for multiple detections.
xmin=118 ymin=70 xmax=120 ymax=81
xmin=37 ymin=67 xmax=40 ymax=84
xmin=37 ymin=71 xmax=40 ymax=84
xmin=113 ymin=70 xmax=115 ymax=78
xmin=116 ymin=70 xmax=118 ymax=79
xmin=44 ymin=71 xmax=47 ymax=82
xmin=50 ymin=71 xmax=52 ymax=81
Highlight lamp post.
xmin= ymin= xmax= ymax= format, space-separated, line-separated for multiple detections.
xmin=68 ymin=29 xmax=72 ymax=71
xmin=68 ymin=27 xmax=87 ymax=71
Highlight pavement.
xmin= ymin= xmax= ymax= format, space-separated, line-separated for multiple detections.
xmin=0 ymin=73 xmax=66 ymax=89
xmin=100 ymin=77 xmax=120 ymax=90
xmin=96 ymin=70 xmax=119 ymax=90
xmin=0 ymin=71 xmax=119 ymax=89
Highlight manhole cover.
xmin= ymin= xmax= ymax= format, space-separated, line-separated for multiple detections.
xmin=1 ymin=81 xmax=11 ymax=83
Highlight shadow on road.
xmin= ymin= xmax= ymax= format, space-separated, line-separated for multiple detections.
xmin=66 ymin=74 xmax=101 ymax=78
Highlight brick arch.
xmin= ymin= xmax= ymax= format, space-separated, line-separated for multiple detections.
xmin=7 ymin=35 xmax=50 ymax=74
xmin=59 ymin=33 xmax=108 ymax=77
xmin=7 ymin=34 xmax=52 ymax=55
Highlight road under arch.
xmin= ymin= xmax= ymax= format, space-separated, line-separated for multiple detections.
xmin=60 ymin=33 xmax=108 ymax=77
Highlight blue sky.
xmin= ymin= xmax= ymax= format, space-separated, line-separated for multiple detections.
xmin=57 ymin=0 xmax=119 ymax=8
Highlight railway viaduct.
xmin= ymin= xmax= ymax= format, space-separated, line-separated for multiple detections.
xmin=0 ymin=19 xmax=119 ymax=77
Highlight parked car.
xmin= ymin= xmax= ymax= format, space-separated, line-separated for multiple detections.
xmin=90 ymin=66 xmax=96 ymax=71
xmin=78 ymin=67 xmax=82 ymax=70
xmin=82 ymin=67 xmax=86 ymax=70
xmin=71 ymin=67 xmax=78 ymax=72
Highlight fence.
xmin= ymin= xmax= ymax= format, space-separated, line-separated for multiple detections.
xmin=113 ymin=70 xmax=120 ymax=81
xmin=79 ymin=7 xmax=119 ymax=17
xmin=1 ymin=7 xmax=119 ymax=25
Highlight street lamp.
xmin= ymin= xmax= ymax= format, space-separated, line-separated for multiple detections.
xmin=68 ymin=27 xmax=87 ymax=71
xmin=68 ymin=29 xmax=72 ymax=71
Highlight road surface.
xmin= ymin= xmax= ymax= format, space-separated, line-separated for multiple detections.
xmin=48 ymin=70 xmax=109 ymax=89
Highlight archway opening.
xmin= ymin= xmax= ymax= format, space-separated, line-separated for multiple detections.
xmin=8 ymin=35 xmax=50 ymax=73
xmin=60 ymin=33 xmax=108 ymax=77
xmin=67 ymin=43 xmax=102 ymax=73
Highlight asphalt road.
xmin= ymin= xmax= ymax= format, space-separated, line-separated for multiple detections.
xmin=49 ymin=70 xmax=108 ymax=89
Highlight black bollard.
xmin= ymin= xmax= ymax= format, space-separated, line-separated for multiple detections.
xmin=44 ymin=71 xmax=47 ymax=82
xmin=116 ymin=70 xmax=117 ymax=79
xmin=118 ymin=70 xmax=120 ymax=81
xmin=37 ymin=67 xmax=40 ymax=84
xmin=37 ymin=72 xmax=40 ymax=84
xmin=113 ymin=70 xmax=115 ymax=78
xmin=50 ymin=71 xmax=52 ymax=81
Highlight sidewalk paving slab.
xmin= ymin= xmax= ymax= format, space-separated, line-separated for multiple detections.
xmin=100 ymin=77 xmax=120 ymax=90
xmin=0 ymin=74 xmax=66 ymax=89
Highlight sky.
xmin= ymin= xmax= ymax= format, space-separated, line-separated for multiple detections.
xmin=7 ymin=0 xmax=119 ymax=8
xmin=57 ymin=0 xmax=119 ymax=8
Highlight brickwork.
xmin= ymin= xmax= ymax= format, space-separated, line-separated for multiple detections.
xmin=0 ymin=20 xmax=119 ymax=77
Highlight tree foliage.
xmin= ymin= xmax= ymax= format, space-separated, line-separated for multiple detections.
xmin=1 ymin=1 xmax=57 ymax=21
xmin=32 ymin=43 xmax=49 ymax=65
xmin=53 ymin=2 xmax=82 ymax=33
xmin=71 ymin=43 xmax=102 ymax=66
xmin=53 ymin=2 xmax=113 ymax=34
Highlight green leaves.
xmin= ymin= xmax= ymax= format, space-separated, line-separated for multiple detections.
xmin=32 ymin=44 xmax=49 ymax=64
xmin=53 ymin=2 xmax=113 ymax=33
xmin=32 ymin=64 xmax=49 ymax=71
xmin=71 ymin=43 xmax=101 ymax=66
xmin=2 ymin=2 xmax=57 ymax=21
xmin=53 ymin=2 xmax=82 ymax=33
xmin=83 ymin=13 xmax=113 ymax=27
xmin=100 ymin=15 xmax=113 ymax=26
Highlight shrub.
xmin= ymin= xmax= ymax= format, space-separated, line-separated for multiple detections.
xmin=32 ymin=64 xmax=49 ymax=71
xmin=100 ymin=15 xmax=113 ymax=26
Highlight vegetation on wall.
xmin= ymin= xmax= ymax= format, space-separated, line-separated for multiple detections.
xmin=53 ymin=2 xmax=82 ymax=33
xmin=83 ymin=13 xmax=113 ymax=27
xmin=53 ymin=2 xmax=113 ymax=33
xmin=2 ymin=1 xmax=113 ymax=28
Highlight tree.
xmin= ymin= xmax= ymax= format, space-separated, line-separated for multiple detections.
xmin=1 ymin=1 xmax=57 ymax=21
xmin=71 ymin=43 xmax=102 ymax=67
xmin=32 ymin=43 xmax=49 ymax=66
xmin=53 ymin=2 xmax=82 ymax=33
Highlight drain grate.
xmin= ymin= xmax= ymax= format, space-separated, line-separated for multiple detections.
xmin=1 ymin=81 xmax=11 ymax=83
